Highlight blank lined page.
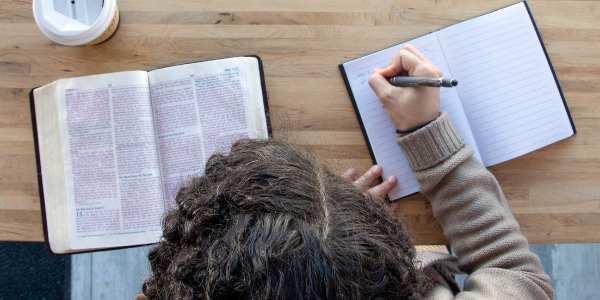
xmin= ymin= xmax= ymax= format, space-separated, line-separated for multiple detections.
xmin=342 ymin=34 xmax=480 ymax=200
xmin=437 ymin=2 xmax=574 ymax=166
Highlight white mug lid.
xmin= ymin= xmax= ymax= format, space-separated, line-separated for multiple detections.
xmin=33 ymin=0 xmax=116 ymax=45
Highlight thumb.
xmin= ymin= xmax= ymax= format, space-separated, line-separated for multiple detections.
xmin=368 ymin=68 xmax=395 ymax=99
xmin=377 ymin=64 xmax=400 ymax=78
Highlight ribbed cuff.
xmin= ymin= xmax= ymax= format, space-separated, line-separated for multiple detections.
xmin=395 ymin=111 xmax=465 ymax=171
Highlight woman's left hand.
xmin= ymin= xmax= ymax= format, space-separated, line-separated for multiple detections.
xmin=343 ymin=165 xmax=397 ymax=199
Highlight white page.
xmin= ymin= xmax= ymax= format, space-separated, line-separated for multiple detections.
xmin=342 ymin=34 xmax=481 ymax=200
xmin=55 ymin=71 xmax=163 ymax=250
xmin=438 ymin=2 xmax=574 ymax=166
xmin=148 ymin=57 xmax=268 ymax=208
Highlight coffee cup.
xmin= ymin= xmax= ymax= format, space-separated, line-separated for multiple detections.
xmin=33 ymin=0 xmax=120 ymax=46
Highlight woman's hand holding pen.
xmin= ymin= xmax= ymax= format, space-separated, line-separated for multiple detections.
xmin=368 ymin=44 xmax=442 ymax=131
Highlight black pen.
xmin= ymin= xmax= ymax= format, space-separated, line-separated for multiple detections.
xmin=386 ymin=77 xmax=458 ymax=88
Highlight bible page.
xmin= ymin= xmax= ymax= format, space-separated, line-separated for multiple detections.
xmin=148 ymin=57 xmax=268 ymax=208
xmin=437 ymin=2 xmax=574 ymax=166
xmin=342 ymin=34 xmax=481 ymax=200
xmin=55 ymin=71 xmax=164 ymax=251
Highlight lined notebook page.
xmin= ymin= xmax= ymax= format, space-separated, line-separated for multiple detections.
xmin=342 ymin=34 xmax=480 ymax=200
xmin=438 ymin=2 xmax=574 ymax=166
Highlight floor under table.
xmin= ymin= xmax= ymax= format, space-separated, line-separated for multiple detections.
xmin=69 ymin=243 xmax=600 ymax=300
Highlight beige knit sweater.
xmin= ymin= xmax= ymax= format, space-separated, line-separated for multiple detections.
xmin=397 ymin=112 xmax=554 ymax=299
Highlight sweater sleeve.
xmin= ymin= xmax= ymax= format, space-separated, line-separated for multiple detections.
xmin=396 ymin=112 xmax=554 ymax=300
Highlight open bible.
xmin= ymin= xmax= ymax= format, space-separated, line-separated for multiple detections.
xmin=30 ymin=56 xmax=270 ymax=255
xmin=339 ymin=2 xmax=575 ymax=200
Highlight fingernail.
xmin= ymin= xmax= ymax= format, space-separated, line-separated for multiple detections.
xmin=371 ymin=165 xmax=382 ymax=175
xmin=387 ymin=176 xmax=397 ymax=183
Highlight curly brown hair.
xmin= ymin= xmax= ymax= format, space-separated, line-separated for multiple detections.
xmin=142 ymin=139 xmax=430 ymax=300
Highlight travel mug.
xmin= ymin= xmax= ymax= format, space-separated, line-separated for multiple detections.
xmin=33 ymin=0 xmax=120 ymax=45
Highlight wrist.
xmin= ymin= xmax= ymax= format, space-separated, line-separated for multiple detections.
xmin=395 ymin=119 xmax=435 ymax=135
xmin=389 ymin=101 xmax=440 ymax=131
xmin=395 ymin=112 xmax=465 ymax=171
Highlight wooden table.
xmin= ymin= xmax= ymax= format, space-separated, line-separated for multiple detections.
xmin=1 ymin=0 xmax=598 ymax=244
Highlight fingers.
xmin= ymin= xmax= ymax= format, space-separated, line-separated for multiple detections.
xmin=377 ymin=44 xmax=442 ymax=78
xmin=367 ymin=175 xmax=397 ymax=198
xmin=402 ymin=45 xmax=443 ymax=77
xmin=400 ymin=45 xmax=442 ymax=77
xmin=377 ymin=50 xmax=406 ymax=78
xmin=402 ymin=44 xmax=431 ymax=64
xmin=397 ymin=50 xmax=426 ymax=77
xmin=369 ymin=69 xmax=399 ymax=102
xmin=353 ymin=165 xmax=382 ymax=190
xmin=377 ymin=47 xmax=422 ymax=77
xmin=342 ymin=168 xmax=356 ymax=180
xmin=347 ymin=165 xmax=398 ymax=198
xmin=348 ymin=165 xmax=399 ymax=210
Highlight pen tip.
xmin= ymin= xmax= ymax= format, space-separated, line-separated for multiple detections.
xmin=451 ymin=79 xmax=458 ymax=87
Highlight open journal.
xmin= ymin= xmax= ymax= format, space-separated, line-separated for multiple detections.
xmin=339 ymin=2 xmax=575 ymax=200
xmin=30 ymin=56 xmax=270 ymax=255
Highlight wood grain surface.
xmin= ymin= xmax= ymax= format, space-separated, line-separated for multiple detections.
xmin=1 ymin=0 xmax=598 ymax=244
